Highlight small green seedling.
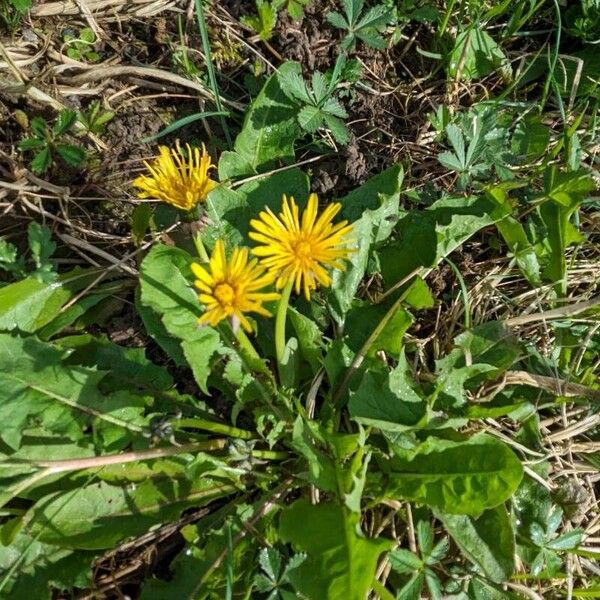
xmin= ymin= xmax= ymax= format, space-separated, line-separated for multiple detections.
xmin=327 ymin=0 xmax=394 ymax=50
xmin=0 ymin=222 xmax=57 ymax=283
xmin=79 ymin=101 xmax=115 ymax=135
xmin=279 ymin=54 xmax=355 ymax=145
xmin=242 ymin=0 xmax=311 ymax=40
xmin=18 ymin=110 xmax=87 ymax=174
xmin=63 ymin=27 xmax=101 ymax=62
xmin=0 ymin=0 xmax=31 ymax=30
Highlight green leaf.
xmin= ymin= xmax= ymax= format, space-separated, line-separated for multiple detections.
xmin=380 ymin=195 xmax=494 ymax=290
xmin=30 ymin=117 xmax=48 ymax=139
xmin=345 ymin=300 xmax=413 ymax=356
xmin=298 ymin=105 xmax=324 ymax=132
xmin=279 ymin=499 xmax=392 ymax=599
xmin=0 ymin=530 xmax=93 ymax=599
xmin=323 ymin=114 xmax=350 ymax=144
xmin=202 ymin=167 xmax=309 ymax=250
xmin=0 ymin=333 xmax=147 ymax=450
xmin=30 ymin=147 xmax=52 ymax=174
xmin=0 ymin=269 xmax=97 ymax=333
xmin=18 ymin=137 xmax=46 ymax=151
xmin=322 ymin=97 xmax=348 ymax=119
xmin=379 ymin=433 xmax=523 ymax=515
xmin=55 ymin=143 xmax=86 ymax=167
xmin=326 ymin=10 xmax=349 ymax=29
xmin=53 ymin=110 xmax=78 ymax=136
xmin=436 ymin=505 xmax=516 ymax=583
xmin=138 ymin=244 xmax=224 ymax=392
xmin=448 ymin=29 xmax=511 ymax=80
xmin=356 ymin=3 xmax=392 ymax=30
xmin=28 ymin=222 xmax=56 ymax=273
xmin=288 ymin=307 xmax=323 ymax=372
xmin=26 ymin=470 xmax=237 ymax=549
xmin=37 ymin=285 xmax=121 ymax=340
xmin=278 ymin=70 xmax=312 ymax=104
xmin=349 ymin=354 xmax=427 ymax=431
xmin=329 ymin=165 xmax=404 ymax=322
xmin=131 ymin=203 xmax=153 ymax=246
xmin=9 ymin=0 xmax=32 ymax=11
xmin=141 ymin=111 xmax=229 ymax=143
xmin=388 ymin=549 xmax=423 ymax=574
xmin=218 ymin=62 xmax=303 ymax=179
xmin=486 ymin=184 xmax=541 ymax=286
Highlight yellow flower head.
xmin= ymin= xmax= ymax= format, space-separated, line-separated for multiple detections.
xmin=191 ymin=240 xmax=280 ymax=333
xmin=249 ymin=193 xmax=354 ymax=300
xmin=133 ymin=143 xmax=217 ymax=211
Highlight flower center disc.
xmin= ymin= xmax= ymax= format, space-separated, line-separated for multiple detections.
xmin=295 ymin=240 xmax=312 ymax=262
xmin=215 ymin=283 xmax=235 ymax=306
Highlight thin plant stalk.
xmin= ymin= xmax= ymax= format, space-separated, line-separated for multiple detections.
xmin=194 ymin=0 xmax=232 ymax=146
xmin=275 ymin=280 xmax=294 ymax=385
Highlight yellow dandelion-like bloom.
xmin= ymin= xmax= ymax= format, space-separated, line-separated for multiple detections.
xmin=133 ymin=143 xmax=217 ymax=211
xmin=191 ymin=240 xmax=280 ymax=333
xmin=249 ymin=193 xmax=354 ymax=300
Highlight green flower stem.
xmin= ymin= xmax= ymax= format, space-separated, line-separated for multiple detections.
xmin=193 ymin=231 xmax=210 ymax=263
xmin=172 ymin=418 xmax=254 ymax=440
xmin=275 ymin=279 xmax=294 ymax=385
xmin=250 ymin=449 xmax=289 ymax=460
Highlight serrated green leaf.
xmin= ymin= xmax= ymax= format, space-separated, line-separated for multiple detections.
xmin=298 ymin=105 xmax=324 ymax=132
xmin=18 ymin=137 xmax=46 ymax=151
xmin=53 ymin=110 xmax=78 ymax=136
xmin=30 ymin=147 xmax=52 ymax=174
xmin=323 ymin=114 xmax=350 ymax=144
xmin=388 ymin=549 xmax=423 ymax=574
xmin=326 ymin=10 xmax=349 ymax=29
xmin=30 ymin=117 xmax=48 ymax=139
xmin=322 ymin=97 xmax=348 ymax=118
xmin=55 ymin=143 xmax=86 ymax=167
xmin=28 ymin=222 xmax=56 ymax=271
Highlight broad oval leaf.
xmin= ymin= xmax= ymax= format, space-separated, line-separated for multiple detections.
xmin=379 ymin=433 xmax=523 ymax=515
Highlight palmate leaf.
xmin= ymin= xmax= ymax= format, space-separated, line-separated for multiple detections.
xmin=279 ymin=499 xmax=392 ymax=599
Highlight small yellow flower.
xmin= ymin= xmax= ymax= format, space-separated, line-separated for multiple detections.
xmin=191 ymin=240 xmax=280 ymax=332
xmin=133 ymin=143 xmax=217 ymax=211
xmin=249 ymin=193 xmax=354 ymax=300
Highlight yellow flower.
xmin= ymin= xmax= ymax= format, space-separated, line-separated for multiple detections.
xmin=249 ymin=193 xmax=354 ymax=300
xmin=191 ymin=240 xmax=280 ymax=333
xmin=133 ymin=143 xmax=217 ymax=211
